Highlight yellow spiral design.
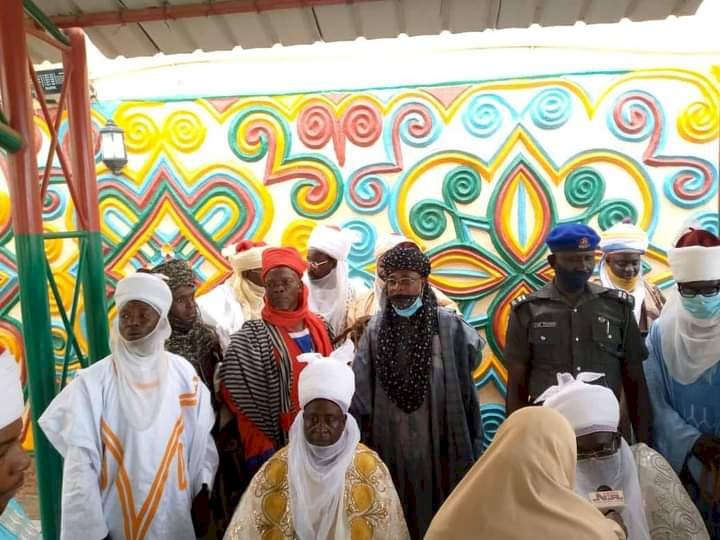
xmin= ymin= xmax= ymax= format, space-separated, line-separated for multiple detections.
xmin=117 ymin=111 xmax=160 ymax=153
xmin=164 ymin=111 xmax=206 ymax=152
xmin=677 ymin=99 xmax=719 ymax=143
xmin=281 ymin=219 xmax=317 ymax=256
xmin=43 ymin=225 xmax=64 ymax=264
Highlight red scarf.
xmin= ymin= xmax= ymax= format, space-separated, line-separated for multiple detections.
xmin=262 ymin=285 xmax=333 ymax=430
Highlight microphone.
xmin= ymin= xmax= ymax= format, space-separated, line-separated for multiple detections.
xmin=588 ymin=485 xmax=625 ymax=512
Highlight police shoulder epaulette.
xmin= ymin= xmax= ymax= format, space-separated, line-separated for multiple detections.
xmin=511 ymin=294 xmax=531 ymax=309
xmin=605 ymin=288 xmax=635 ymax=307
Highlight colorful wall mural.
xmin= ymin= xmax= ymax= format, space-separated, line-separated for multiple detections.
xmin=1 ymin=65 xmax=718 ymax=449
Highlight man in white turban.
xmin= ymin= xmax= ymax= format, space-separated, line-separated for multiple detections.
xmin=0 ymin=346 xmax=37 ymax=539
xmin=197 ymin=240 xmax=268 ymax=351
xmin=598 ymin=220 xmax=665 ymax=336
xmin=306 ymin=224 xmax=363 ymax=338
xmin=225 ymin=340 xmax=410 ymax=539
xmin=644 ymin=228 xmax=720 ymax=536
xmin=40 ymin=272 xmax=218 ymax=540
xmin=540 ymin=372 xmax=707 ymax=540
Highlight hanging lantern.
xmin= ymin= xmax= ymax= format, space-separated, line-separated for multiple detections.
xmin=99 ymin=119 xmax=127 ymax=174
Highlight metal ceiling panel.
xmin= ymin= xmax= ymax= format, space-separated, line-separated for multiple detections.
xmin=312 ymin=4 xmax=359 ymax=43
xmin=404 ymin=0 xmax=444 ymax=36
xmin=26 ymin=0 xmax=707 ymax=62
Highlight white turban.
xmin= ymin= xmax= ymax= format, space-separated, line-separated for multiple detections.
xmin=114 ymin=272 xmax=173 ymax=316
xmin=228 ymin=243 xmax=267 ymax=275
xmin=599 ymin=222 xmax=649 ymax=254
xmin=112 ymin=272 xmax=173 ymax=431
xmin=537 ymin=372 xmax=620 ymax=436
xmin=0 ymin=347 xmax=23 ymax=430
xmin=298 ymin=340 xmax=355 ymax=413
xmin=308 ymin=224 xmax=356 ymax=261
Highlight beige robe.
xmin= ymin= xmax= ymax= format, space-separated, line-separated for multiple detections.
xmin=224 ymin=443 xmax=409 ymax=539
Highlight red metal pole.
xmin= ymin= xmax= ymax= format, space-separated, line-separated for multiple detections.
xmin=0 ymin=1 xmax=62 ymax=538
xmin=62 ymin=28 xmax=110 ymax=362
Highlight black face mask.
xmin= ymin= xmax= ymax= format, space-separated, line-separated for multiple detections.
xmin=555 ymin=267 xmax=592 ymax=293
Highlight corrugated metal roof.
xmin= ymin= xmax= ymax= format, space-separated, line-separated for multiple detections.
xmin=27 ymin=0 xmax=704 ymax=63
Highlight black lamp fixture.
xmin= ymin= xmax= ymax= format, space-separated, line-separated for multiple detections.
xmin=99 ymin=119 xmax=127 ymax=174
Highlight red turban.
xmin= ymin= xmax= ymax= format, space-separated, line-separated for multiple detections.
xmin=262 ymin=247 xmax=307 ymax=279
xmin=675 ymin=228 xmax=720 ymax=248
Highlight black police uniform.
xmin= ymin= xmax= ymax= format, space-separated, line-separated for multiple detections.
xmin=505 ymin=281 xmax=647 ymax=402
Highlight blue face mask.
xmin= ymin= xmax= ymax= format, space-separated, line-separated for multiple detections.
xmin=392 ymin=296 xmax=423 ymax=317
xmin=681 ymin=293 xmax=720 ymax=320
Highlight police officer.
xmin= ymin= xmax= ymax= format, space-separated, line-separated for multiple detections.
xmin=504 ymin=223 xmax=651 ymax=443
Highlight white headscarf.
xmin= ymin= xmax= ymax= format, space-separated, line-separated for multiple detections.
xmin=112 ymin=273 xmax=173 ymax=431
xmin=659 ymin=230 xmax=720 ymax=384
xmin=0 ymin=347 xmax=23 ymax=430
xmin=537 ymin=372 xmax=619 ymax=436
xmin=307 ymin=225 xmax=358 ymax=336
xmin=288 ymin=343 xmax=360 ymax=540
xmin=599 ymin=221 xmax=649 ymax=324
xmin=541 ymin=372 xmax=650 ymax=540
xmin=228 ymin=243 xmax=267 ymax=321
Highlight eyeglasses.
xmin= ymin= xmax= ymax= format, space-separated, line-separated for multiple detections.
xmin=677 ymin=285 xmax=720 ymax=298
xmin=576 ymin=434 xmax=620 ymax=461
xmin=385 ymin=277 xmax=421 ymax=288
xmin=308 ymin=260 xmax=331 ymax=270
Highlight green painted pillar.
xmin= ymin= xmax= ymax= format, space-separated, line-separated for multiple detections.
xmin=15 ymin=235 xmax=62 ymax=540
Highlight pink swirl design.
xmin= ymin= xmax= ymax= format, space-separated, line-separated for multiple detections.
xmin=298 ymin=103 xmax=334 ymax=149
xmin=342 ymin=100 xmax=382 ymax=147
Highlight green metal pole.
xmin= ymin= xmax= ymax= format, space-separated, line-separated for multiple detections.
xmin=15 ymin=235 xmax=62 ymax=540
xmin=23 ymin=0 xmax=71 ymax=46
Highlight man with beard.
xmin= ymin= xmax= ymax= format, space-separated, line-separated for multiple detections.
xmin=350 ymin=245 xmax=484 ymax=539
xmin=505 ymin=223 xmax=651 ymax=444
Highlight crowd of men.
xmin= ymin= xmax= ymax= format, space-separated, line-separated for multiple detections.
xmin=0 ymin=218 xmax=719 ymax=540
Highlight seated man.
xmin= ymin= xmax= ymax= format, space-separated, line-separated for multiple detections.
xmin=40 ymin=272 xmax=218 ymax=539
xmin=225 ymin=341 xmax=409 ymax=539
xmin=0 ymin=346 xmax=37 ymax=539
xmin=540 ymin=372 xmax=708 ymax=540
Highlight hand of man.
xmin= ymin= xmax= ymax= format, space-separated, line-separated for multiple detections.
xmin=604 ymin=509 xmax=627 ymax=537
xmin=191 ymin=484 xmax=212 ymax=538
xmin=692 ymin=434 xmax=720 ymax=469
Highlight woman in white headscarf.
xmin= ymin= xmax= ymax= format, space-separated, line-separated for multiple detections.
xmin=224 ymin=340 xmax=409 ymax=539
xmin=598 ymin=220 xmax=665 ymax=336
xmin=40 ymin=272 xmax=218 ymax=540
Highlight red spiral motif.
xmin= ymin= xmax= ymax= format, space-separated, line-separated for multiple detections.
xmin=342 ymin=101 xmax=382 ymax=147
xmin=297 ymin=103 xmax=335 ymax=149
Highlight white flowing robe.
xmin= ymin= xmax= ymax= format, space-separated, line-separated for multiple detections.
xmin=40 ymin=353 xmax=218 ymax=540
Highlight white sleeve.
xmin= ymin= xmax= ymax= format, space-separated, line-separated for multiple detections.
xmin=60 ymin=446 xmax=108 ymax=540
xmin=189 ymin=382 xmax=219 ymax=494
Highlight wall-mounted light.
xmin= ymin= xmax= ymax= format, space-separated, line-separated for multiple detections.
xmin=99 ymin=119 xmax=127 ymax=174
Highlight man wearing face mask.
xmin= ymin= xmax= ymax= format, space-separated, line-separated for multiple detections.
xmin=351 ymin=245 xmax=484 ymax=539
xmin=644 ymin=228 xmax=720 ymax=537
xmin=505 ymin=223 xmax=651 ymax=444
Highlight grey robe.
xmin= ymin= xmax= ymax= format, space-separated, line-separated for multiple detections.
xmin=350 ymin=307 xmax=484 ymax=539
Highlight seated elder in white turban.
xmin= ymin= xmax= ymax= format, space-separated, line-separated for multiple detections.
xmin=0 ymin=346 xmax=37 ymax=539
xmin=40 ymin=272 xmax=219 ymax=540
xmin=225 ymin=340 xmax=409 ymax=540
xmin=597 ymin=220 xmax=665 ymax=336
xmin=540 ymin=372 xmax=708 ymax=540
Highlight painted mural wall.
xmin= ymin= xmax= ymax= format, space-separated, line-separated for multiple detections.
xmin=1 ymin=64 xmax=718 ymax=448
